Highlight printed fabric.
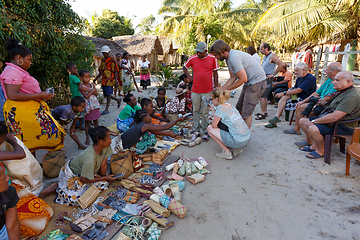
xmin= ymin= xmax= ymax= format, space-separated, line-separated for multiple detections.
xmin=99 ymin=57 xmax=119 ymax=87
xmin=3 ymin=100 xmax=65 ymax=152
xmin=167 ymin=97 xmax=185 ymax=113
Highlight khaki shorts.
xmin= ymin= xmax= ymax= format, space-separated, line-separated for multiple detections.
xmin=236 ymin=80 xmax=267 ymax=119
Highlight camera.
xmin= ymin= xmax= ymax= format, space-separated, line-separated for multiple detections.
xmin=301 ymin=96 xmax=319 ymax=117
xmin=46 ymin=87 xmax=54 ymax=94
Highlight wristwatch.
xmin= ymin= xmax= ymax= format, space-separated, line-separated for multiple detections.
xmin=311 ymin=119 xmax=316 ymax=123
xmin=283 ymin=91 xmax=287 ymax=96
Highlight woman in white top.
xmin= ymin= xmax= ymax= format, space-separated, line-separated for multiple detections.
xmin=121 ymin=52 xmax=141 ymax=94
xmin=139 ymin=55 xmax=151 ymax=90
xmin=246 ymin=46 xmax=261 ymax=64
xmin=207 ymin=89 xmax=250 ymax=160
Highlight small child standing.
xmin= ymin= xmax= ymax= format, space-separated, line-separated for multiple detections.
xmin=66 ymin=63 xmax=84 ymax=130
xmin=52 ymin=96 xmax=87 ymax=149
xmin=178 ymin=73 xmax=192 ymax=111
xmin=141 ymin=98 xmax=168 ymax=125
xmin=78 ymin=70 xmax=101 ymax=145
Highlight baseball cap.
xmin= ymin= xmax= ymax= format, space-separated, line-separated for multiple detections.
xmin=195 ymin=42 xmax=207 ymax=53
xmin=101 ymin=45 xmax=111 ymax=53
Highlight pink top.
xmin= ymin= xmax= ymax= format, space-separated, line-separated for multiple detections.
xmin=0 ymin=63 xmax=41 ymax=99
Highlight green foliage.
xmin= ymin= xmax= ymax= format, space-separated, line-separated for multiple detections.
xmin=91 ymin=9 xmax=135 ymax=39
xmin=0 ymin=0 xmax=96 ymax=106
xmin=155 ymin=64 xmax=176 ymax=87
xmin=137 ymin=14 xmax=157 ymax=35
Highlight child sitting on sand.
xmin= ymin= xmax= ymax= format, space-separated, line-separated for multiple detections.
xmin=141 ymin=98 xmax=168 ymax=125
xmin=152 ymin=87 xmax=168 ymax=119
xmin=117 ymin=93 xmax=141 ymax=132
xmin=52 ymin=96 xmax=87 ymax=149
xmin=166 ymin=88 xmax=187 ymax=121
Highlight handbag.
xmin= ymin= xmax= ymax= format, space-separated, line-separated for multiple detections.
xmin=144 ymin=200 xmax=170 ymax=217
xmin=168 ymin=199 xmax=187 ymax=219
xmin=186 ymin=173 xmax=205 ymax=185
xmin=217 ymin=121 xmax=229 ymax=132
xmin=42 ymin=150 xmax=65 ymax=178
xmin=318 ymin=107 xmax=337 ymax=128
xmin=77 ymin=185 xmax=100 ymax=209
xmin=110 ymin=152 xmax=134 ymax=177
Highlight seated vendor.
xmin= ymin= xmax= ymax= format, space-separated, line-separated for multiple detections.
xmin=152 ymin=87 xmax=168 ymax=119
xmin=117 ymin=93 xmax=140 ymax=132
xmin=166 ymin=88 xmax=187 ymax=121
xmin=141 ymin=98 xmax=168 ymax=125
xmin=53 ymin=126 xmax=117 ymax=206
xmin=119 ymin=109 xmax=185 ymax=154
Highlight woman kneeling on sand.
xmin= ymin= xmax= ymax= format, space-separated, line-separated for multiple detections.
xmin=207 ymin=89 xmax=250 ymax=160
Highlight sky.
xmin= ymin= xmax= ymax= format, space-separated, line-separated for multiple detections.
xmin=68 ymin=0 xmax=246 ymax=32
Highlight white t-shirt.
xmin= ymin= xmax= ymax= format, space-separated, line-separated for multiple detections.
xmin=252 ymin=53 xmax=261 ymax=64
xmin=139 ymin=60 xmax=150 ymax=69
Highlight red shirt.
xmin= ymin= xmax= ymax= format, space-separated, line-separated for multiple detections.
xmin=184 ymin=54 xmax=219 ymax=93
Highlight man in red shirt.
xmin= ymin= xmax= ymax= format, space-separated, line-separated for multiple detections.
xmin=183 ymin=42 xmax=219 ymax=139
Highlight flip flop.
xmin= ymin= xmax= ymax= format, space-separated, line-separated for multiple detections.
xmin=299 ymin=146 xmax=313 ymax=152
xmin=294 ymin=140 xmax=310 ymax=147
xmin=101 ymin=111 xmax=109 ymax=115
xmin=255 ymin=113 xmax=266 ymax=120
xmin=306 ymin=151 xmax=324 ymax=159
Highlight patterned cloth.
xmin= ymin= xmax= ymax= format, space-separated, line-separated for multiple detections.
xmin=167 ymin=97 xmax=186 ymax=113
xmin=116 ymin=117 xmax=134 ymax=132
xmin=81 ymin=83 xmax=101 ymax=121
xmin=153 ymin=96 xmax=168 ymax=115
xmin=284 ymin=97 xmax=304 ymax=111
xmin=121 ymin=59 xmax=135 ymax=93
xmin=55 ymin=161 xmax=109 ymax=206
xmin=99 ymin=57 xmax=119 ymax=87
xmin=136 ymin=131 xmax=157 ymax=155
xmin=3 ymin=100 xmax=65 ymax=151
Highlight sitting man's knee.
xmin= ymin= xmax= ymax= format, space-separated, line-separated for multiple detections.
xmin=299 ymin=117 xmax=309 ymax=125
xmin=308 ymin=124 xmax=320 ymax=135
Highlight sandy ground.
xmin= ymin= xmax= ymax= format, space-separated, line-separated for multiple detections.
xmin=38 ymin=68 xmax=360 ymax=240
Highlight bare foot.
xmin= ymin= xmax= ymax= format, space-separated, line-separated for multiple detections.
xmin=78 ymin=145 xmax=87 ymax=150
xmin=84 ymin=139 xmax=91 ymax=145
xmin=39 ymin=183 xmax=58 ymax=199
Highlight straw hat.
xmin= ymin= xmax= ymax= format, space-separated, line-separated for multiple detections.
xmin=175 ymin=88 xmax=187 ymax=97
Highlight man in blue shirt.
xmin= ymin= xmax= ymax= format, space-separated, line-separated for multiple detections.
xmin=284 ymin=62 xmax=342 ymax=135
xmin=265 ymin=62 xmax=316 ymax=128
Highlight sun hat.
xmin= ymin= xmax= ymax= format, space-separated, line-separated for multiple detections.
xmin=101 ymin=45 xmax=111 ymax=53
xmin=195 ymin=42 xmax=207 ymax=53
xmin=175 ymin=88 xmax=187 ymax=97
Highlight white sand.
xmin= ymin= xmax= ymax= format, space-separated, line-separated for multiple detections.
xmin=40 ymin=69 xmax=360 ymax=240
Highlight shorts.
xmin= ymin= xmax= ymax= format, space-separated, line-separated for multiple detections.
xmin=309 ymin=117 xmax=354 ymax=136
xmin=260 ymin=77 xmax=274 ymax=98
xmin=220 ymin=129 xmax=249 ymax=149
xmin=102 ymin=85 xmax=113 ymax=96
xmin=236 ymin=80 xmax=266 ymax=119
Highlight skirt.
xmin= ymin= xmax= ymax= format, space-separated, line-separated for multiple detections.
xmin=3 ymin=100 xmax=65 ymax=152
xmin=84 ymin=109 xmax=101 ymax=121
xmin=117 ymin=117 xmax=134 ymax=132
xmin=122 ymin=72 xmax=135 ymax=93
xmin=54 ymin=161 xmax=109 ymax=206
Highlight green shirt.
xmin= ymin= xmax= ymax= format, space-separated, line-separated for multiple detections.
xmin=316 ymin=78 xmax=337 ymax=98
xmin=69 ymin=74 xmax=82 ymax=97
xmin=329 ymin=87 xmax=360 ymax=129
xmin=69 ymin=145 xmax=114 ymax=180
xmin=118 ymin=104 xmax=141 ymax=120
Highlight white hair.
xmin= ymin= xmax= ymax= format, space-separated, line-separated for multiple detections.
xmin=296 ymin=62 xmax=308 ymax=71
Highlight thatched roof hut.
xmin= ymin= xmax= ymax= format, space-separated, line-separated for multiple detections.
xmin=112 ymin=35 xmax=163 ymax=56
xmin=158 ymin=36 xmax=173 ymax=54
xmin=84 ymin=36 xmax=126 ymax=57
xmin=157 ymin=36 xmax=183 ymax=67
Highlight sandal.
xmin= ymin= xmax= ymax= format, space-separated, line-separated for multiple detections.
xmin=299 ymin=146 xmax=313 ymax=152
xmin=265 ymin=122 xmax=277 ymax=128
xmin=255 ymin=113 xmax=267 ymax=120
xmin=306 ymin=151 xmax=323 ymax=159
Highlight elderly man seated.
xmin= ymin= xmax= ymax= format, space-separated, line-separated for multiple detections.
xmin=283 ymin=62 xmax=342 ymax=136
xmin=265 ymin=62 xmax=316 ymax=128
xmin=298 ymin=71 xmax=360 ymax=159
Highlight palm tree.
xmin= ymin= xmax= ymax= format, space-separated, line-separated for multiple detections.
xmin=158 ymin=0 xmax=262 ymax=53
xmin=252 ymin=0 xmax=358 ymax=49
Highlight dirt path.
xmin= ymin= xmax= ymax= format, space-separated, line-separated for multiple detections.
xmin=41 ymin=68 xmax=360 ymax=240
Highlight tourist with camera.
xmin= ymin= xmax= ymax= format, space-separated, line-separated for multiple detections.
xmin=265 ymin=62 xmax=316 ymax=128
xmin=283 ymin=62 xmax=342 ymax=138
xmin=299 ymin=71 xmax=360 ymax=159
